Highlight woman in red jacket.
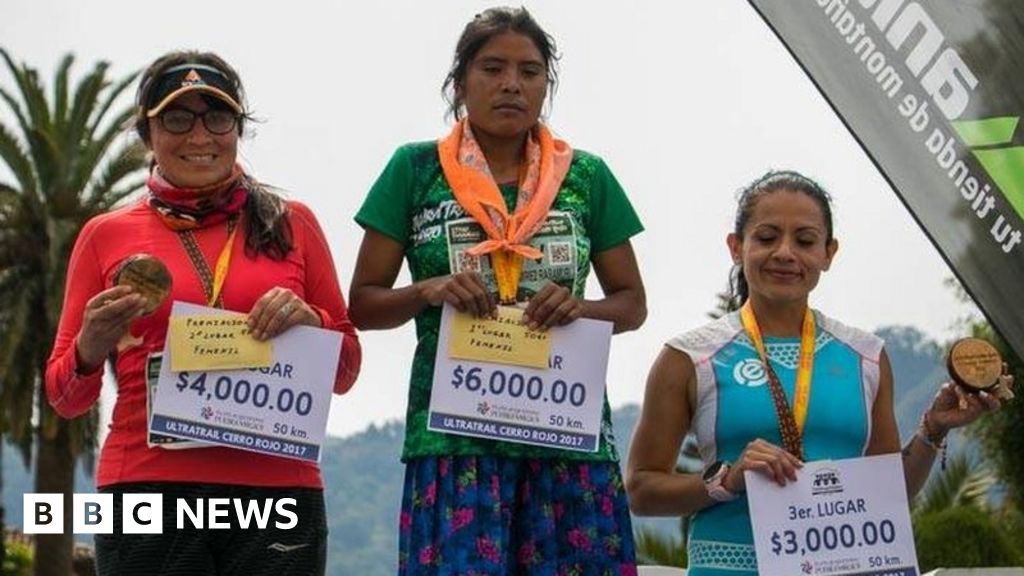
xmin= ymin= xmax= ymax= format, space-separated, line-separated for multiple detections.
xmin=45 ymin=50 xmax=360 ymax=576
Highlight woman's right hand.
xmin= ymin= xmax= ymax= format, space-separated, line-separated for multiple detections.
xmin=75 ymin=285 xmax=148 ymax=372
xmin=725 ymin=438 xmax=804 ymax=492
xmin=417 ymin=272 xmax=496 ymax=318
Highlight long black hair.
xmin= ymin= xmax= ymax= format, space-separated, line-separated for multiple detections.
xmin=726 ymin=170 xmax=834 ymax=311
xmin=135 ymin=50 xmax=293 ymax=260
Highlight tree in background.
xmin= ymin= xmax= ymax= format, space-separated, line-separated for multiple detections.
xmin=966 ymin=321 xmax=1024 ymax=509
xmin=910 ymin=453 xmax=995 ymax=520
xmin=631 ymin=428 xmax=700 ymax=567
xmin=914 ymin=506 xmax=1021 ymax=571
xmin=0 ymin=48 xmax=145 ymax=576
xmin=944 ymin=277 xmax=1024 ymax=511
xmin=904 ymin=277 xmax=1024 ymax=569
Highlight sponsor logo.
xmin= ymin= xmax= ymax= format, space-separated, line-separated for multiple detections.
xmin=810 ymin=467 xmax=844 ymax=496
xmin=733 ymin=358 xmax=768 ymax=387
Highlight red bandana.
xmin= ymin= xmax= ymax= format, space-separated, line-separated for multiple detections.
xmin=147 ymin=164 xmax=248 ymax=231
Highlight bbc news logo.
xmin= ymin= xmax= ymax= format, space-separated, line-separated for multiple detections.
xmin=23 ymin=493 xmax=298 ymax=534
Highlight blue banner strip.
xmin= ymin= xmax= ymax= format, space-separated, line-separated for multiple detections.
xmin=428 ymin=412 xmax=597 ymax=452
xmin=151 ymin=415 xmax=320 ymax=462
xmin=846 ymin=568 xmax=917 ymax=576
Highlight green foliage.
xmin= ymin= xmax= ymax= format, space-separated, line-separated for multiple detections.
xmin=911 ymin=452 xmax=995 ymax=519
xmin=708 ymin=290 xmax=733 ymax=320
xmin=0 ymin=46 xmax=145 ymax=460
xmin=944 ymin=276 xmax=1024 ymax=509
xmin=2 ymin=540 xmax=33 ymax=576
xmin=634 ymin=524 xmax=686 ymax=568
xmin=913 ymin=506 xmax=1021 ymax=571
xmin=0 ymin=47 xmax=146 ymax=576
xmin=999 ymin=507 xmax=1024 ymax=555
xmin=321 ymin=422 xmax=406 ymax=575
xmin=966 ymin=323 xmax=1024 ymax=510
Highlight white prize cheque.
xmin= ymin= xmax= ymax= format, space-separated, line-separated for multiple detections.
xmin=747 ymin=453 xmax=920 ymax=576
xmin=428 ymin=303 xmax=613 ymax=452
xmin=151 ymin=301 xmax=342 ymax=462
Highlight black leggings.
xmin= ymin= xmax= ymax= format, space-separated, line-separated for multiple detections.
xmin=95 ymin=482 xmax=327 ymax=576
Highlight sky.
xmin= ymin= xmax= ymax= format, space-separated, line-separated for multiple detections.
xmin=1 ymin=1 xmax=979 ymax=439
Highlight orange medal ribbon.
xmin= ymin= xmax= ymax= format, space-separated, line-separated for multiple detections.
xmin=208 ymin=224 xmax=238 ymax=307
xmin=739 ymin=301 xmax=816 ymax=432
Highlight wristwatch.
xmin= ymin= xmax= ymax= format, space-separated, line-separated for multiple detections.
xmin=703 ymin=460 xmax=738 ymax=502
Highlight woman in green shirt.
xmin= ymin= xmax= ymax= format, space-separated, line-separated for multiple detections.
xmin=350 ymin=7 xmax=646 ymax=575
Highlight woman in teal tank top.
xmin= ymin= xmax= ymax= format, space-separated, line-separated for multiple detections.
xmin=625 ymin=171 xmax=1005 ymax=575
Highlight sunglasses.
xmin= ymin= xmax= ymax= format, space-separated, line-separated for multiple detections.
xmin=157 ymin=108 xmax=240 ymax=135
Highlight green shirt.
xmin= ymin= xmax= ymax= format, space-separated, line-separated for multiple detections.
xmin=356 ymin=141 xmax=643 ymax=461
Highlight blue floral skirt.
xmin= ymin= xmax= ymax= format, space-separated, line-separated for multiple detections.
xmin=398 ymin=455 xmax=637 ymax=575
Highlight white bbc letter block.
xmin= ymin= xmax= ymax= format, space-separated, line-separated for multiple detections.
xmin=123 ymin=494 xmax=164 ymax=534
xmin=23 ymin=494 xmax=63 ymax=534
xmin=73 ymin=493 xmax=113 ymax=534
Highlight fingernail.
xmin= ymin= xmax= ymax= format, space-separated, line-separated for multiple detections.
xmin=521 ymin=314 xmax=531 ymax=325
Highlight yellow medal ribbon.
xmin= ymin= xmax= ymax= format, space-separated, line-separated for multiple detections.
xmin=739 ymin=301 xmax=816 ymax=432
xmin=437 ymin=120 xmax=572 ymax=304
xmin=208 ymin=223 xmax=239 ymax=307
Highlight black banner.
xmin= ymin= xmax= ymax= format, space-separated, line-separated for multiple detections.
xmin=747 ymin=0 xmax=1024 ymax=358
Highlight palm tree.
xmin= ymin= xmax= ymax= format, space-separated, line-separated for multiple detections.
xmin=0 ymin=48 xmax=146 ymax=576
xmin=909 ymin=451 xmax=1023 ymax=568
xmin=911 ymin=452 xmax=995 ymax=519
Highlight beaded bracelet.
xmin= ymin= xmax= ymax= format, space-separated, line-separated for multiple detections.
xmin=917 ymin=411 xmax=948 ymax=470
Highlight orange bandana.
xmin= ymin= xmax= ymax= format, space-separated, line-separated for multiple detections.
xmin=438 ymin=119 xmax=572 ymax=303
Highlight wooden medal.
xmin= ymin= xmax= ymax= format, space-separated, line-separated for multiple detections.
xmin=115 ymin=254 xmax=172 ymax=315
xmin=947 ymin=337 xmax=1003 ymax=393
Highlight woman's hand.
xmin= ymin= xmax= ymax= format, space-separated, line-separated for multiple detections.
xmin=523 ymin=282 xmax=583 ymax=330
xmin=724 ymin=438 xmax=804 ymax=492
xmin=994 ymin=365 xmax=1016 ymax=400
xmin=416 ymin=272 xmax=495 ymax=318
xmin=924 ymin=381 xmax=1002 ymax=439
xmin=248 ymin=287 xmax=321 ymax=340
xmin=76 ymin=286 xmax=148 ymax=372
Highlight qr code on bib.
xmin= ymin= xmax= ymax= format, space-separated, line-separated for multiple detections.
xmin=546 ymin=242 xmax=573 ymax=265
xmin=455 ymin=250 xmax=481 ymax=273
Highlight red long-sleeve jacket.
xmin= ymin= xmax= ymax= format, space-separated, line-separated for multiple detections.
xmin=46 ymin=199 xmax=361 ymax=488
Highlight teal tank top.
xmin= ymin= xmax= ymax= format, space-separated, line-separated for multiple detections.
xmin=668 ymin=310 xmax=883 ymax=575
